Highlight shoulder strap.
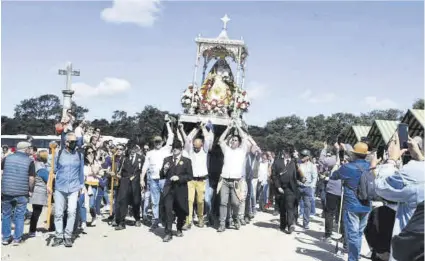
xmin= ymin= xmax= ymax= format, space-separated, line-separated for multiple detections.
xmin=353 ymin=163 xmax=366 ymax=174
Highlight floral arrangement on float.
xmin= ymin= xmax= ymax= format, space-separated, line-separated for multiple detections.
xmin=181 ymin=85 xmax=201 ymax=113
xmin=231 ymin=88 xmax=251 ymax=113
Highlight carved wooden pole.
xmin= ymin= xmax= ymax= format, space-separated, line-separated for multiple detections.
xmin=46 ymin=142 xmax=58 ymax=230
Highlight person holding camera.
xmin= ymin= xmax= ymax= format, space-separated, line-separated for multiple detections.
xmin=374 ymin=135 xmax=424 ymax=261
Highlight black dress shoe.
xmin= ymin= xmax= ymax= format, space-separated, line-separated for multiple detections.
xmin=135 ymin=221 xmax=141 ymax=227
xmin=163 ymin=234 xmax=172 ymax=242
xmin=64 ymin=238 xmax=73 ymax=248
xmin=115 ymin=224 xmax=126 ymax=231
xmin=150 ymin=223 xmax=159 ymax=231
xmin=51 ymin=238 xmax=63 ymax=247
xmin=176 ymin=230 xmax=183 ymax=237
xmin=288 ymin=225 xmax=295 ymax=234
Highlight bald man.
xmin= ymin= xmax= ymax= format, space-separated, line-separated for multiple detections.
xmin=179 ymin=122 xmax=214 ymax=229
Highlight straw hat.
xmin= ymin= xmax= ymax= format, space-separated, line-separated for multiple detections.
xmin=351 ymin=142 xmax=369 ymax=156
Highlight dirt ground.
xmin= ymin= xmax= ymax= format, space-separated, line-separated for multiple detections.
xmin=1 ymin=204 xmax=370 ymax=261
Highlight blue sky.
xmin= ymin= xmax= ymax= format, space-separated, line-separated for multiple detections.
xmin=2 ymin=1 xmax=423 ymax=126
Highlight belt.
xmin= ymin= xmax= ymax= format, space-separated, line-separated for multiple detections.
xmin=192 ymin=176 xmax=207 ymax=181
xmin=223 ymin=178 xmax=240 ymax=182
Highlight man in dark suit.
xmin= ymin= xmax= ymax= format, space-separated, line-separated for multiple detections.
xmin=115 ymin=144 xmax=145 ymax=230
xmin=271 ymin=148 xmax=305 ymax=234
xmin=159 ymin=140 xmax=193 ymax=242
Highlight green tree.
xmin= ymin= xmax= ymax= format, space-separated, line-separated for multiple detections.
xmin=11 ymin=94 xmax=88 ymax=135
xmin=413 ymin=99 xmax=424 ymax=110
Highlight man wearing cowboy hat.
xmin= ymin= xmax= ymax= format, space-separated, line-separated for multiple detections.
xmin=140 ymin=120 xmax=174 ymax=230
xmin=330 ymin=141 xmax=371 ymax=261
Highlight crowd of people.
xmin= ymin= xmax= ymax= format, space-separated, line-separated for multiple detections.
xmin=1 ymin=112 xmax=424 ymax=261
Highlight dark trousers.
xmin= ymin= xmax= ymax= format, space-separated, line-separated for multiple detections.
xmin=115 ymin=177 xmax=141 ymax=225
xmin=29 ymin=204 xmax=43 ymax=233
xmin=325 ymin=192 xmax=343 ymax=237
xmin=364 ymin=206 xmax=396 ymax=259
xmin=163 ymin=190 xmax=186 ymax=236
xmin=277 ymin=190 xmax=296 ymax=230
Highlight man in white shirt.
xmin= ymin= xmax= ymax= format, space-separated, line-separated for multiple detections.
xmin=140 ymin=121 xmax=174 ymax=230
xmin=217 ymin=121 xmax=251 ymax=233
xmin=180 ymin=123 xmax=214 ymax=229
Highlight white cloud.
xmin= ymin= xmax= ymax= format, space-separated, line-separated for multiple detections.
xmin=100 ymin=0 xmax=161 ymax=27
xmin=300 ymin=89 xmax=336 ymax=103
xmin=363 ymin=96 xmax=399 ymax=110
xmin=245 ymin=82 xmax=270 ymax=100
xmin=72 ymin=78 xmax=131 ymax=99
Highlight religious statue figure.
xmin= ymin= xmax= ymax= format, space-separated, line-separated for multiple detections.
xmin=200 ymin=59 xmax=235 ymax=106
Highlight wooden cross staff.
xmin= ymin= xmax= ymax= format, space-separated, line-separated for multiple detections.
xmin=46 ymin=142 xmax=58 ymax=230
xmin=110 ymin=150 xmax=117 ymax=216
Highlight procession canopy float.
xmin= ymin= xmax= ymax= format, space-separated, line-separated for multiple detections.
xmin=179 ymin=14 xmax=250 ymax=130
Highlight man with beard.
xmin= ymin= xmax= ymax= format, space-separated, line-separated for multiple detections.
xmin=141 ymin=120 xmax=174 ymax=230
xmin=271 ymin=148 xmax=305 ymax=234
xmin=115 ymin=144 xmax=145 ymax=230
xmin=159 ymin=140 xmax=193 ymax=242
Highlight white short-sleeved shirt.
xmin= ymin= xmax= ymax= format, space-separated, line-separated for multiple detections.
xmin=221 ymin=145 xmax=248 ymax=179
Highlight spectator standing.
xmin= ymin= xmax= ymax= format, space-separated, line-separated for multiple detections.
xmin=1 ymin=141 xmax=35 ymax=245
xmin=330 ymin=142 xmax=371 ymax=261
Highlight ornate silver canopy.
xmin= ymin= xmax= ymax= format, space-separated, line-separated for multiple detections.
xmin=192 ymin=14 xmax=249 ymax=89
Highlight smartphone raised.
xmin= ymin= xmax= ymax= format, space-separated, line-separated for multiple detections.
xmin=377 ymin=145 xmax=385 ymax=160
xmin=398 ymin=123 xmax=409 ymax=149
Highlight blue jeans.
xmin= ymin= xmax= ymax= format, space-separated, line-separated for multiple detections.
xmin=259 ymin=183 xmax=269 ymax=208
xmin=142 ymin=187 xmax=151 ymax=218
xmin=2 ymin=195 xmax=28 ymax=241
xmin=78 ymin=194 xmax=87 ymax=223
xmin=298 ymin=186 xmax=313 ymax=227
xmin=54 ymin=190 xmax=79 ymax=239
xmin=148 ymin=178 xmax=165 ymax=224
xmin=344 ymin=210 xmax=369 ymax=261
xmin=245 ymin=178 xmax=258 ymax=216
xmin=310 ymin=188 xmax=316 ymax=216
xmin=88 ymin=186 xmax=104 ymax=216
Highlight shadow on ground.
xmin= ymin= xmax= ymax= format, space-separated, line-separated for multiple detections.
xmin=253 ymin=221 xmax=279 ymax=230
xmin=295 ymin=247 xmax=344 ymax=261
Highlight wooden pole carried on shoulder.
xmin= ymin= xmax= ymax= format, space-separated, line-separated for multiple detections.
xmin=46 ymin=142 xmax=58 ymax=230
xmin=109 ymin=151 xmax=117 ymax=216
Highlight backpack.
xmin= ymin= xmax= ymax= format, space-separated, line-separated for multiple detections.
xmin=353 ymin=163 xmax=379 ymax=202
